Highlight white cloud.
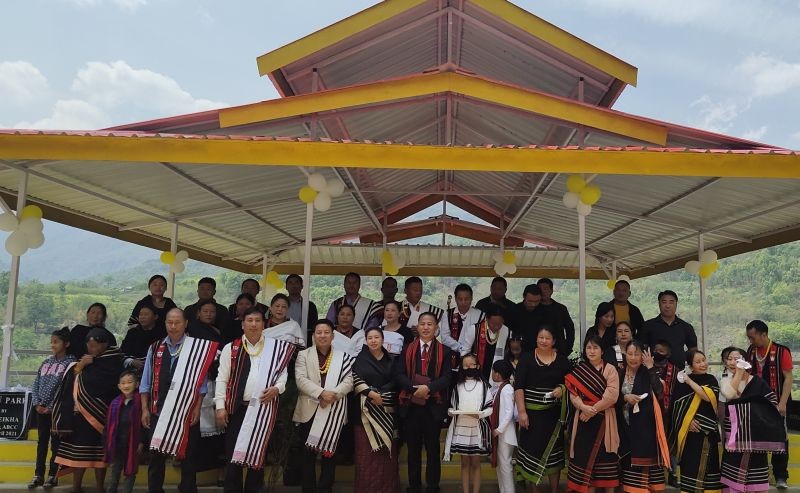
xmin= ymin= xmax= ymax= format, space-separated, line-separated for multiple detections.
xmin=735 ymin=54 xmax=800 ymax=98
xmin=60 ymin=0 xmax=146 ymax=12
xmin=71 ymin=61 xmax=227 ymax=115
xmin=14 ymin=99 xmax=110 ymax=130
xmin=0 ymin=61 xmax=49 ymax=106
xmin=741 ymin=126 xmax=768 ymax=142
xmin=14 ymin=61 xmax=227 ymax=130
xmin=689 ymin=95 xmax=743 ymax=133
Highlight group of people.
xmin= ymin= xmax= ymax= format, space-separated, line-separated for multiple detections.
xmin=26 ymin=273 xmax=792 ymax=493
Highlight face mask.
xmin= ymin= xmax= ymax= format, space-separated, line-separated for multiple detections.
xmin=653 ymin=352 xmax=668 ymax=362
xmin=463 ymin=368 xmax=482 ymax=379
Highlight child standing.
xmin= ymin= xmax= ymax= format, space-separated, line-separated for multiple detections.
xmin=103 ymin=370 xmax=142 ymax=493
xmin=443 ymin=354 xmax=493 ymax=493
xmin=490 ymin=360 xmax=517 ymax=493
xmin=29 ymin=328 xmax=75 ymax=489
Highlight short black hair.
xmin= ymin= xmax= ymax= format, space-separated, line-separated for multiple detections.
xmin=382 ymin=276 xmax=396 ymax=286
xmin=490 ymin=276 xmax=507 ymax=287
xmin=746 ymin=319 xmax=769 ymax=335
xmin=314 ymin=319 xmax=335 ymax=332
xmin=721 ymin=346 xmax=747 ymax=363
xmin=615 ymin=280 xmax=630 ymax=288
xmin=242 ymin=306 xmax=266 ymax=321
xmin=653 ymin=339 xmax=673 ymax=354
xmin=119 ymin=369 xmax=140 ymax=383
xmin=87 ymin=302 xmax=108 ymax=320
xmin=522 ymin=284 xmax=541 ymax=297
xmin=137 ymin=303 xmax=157 ymax=316
xmin=336 ymin=303 xmax=355 ymax=316
xmin=286 ymin=273 xmax=303 ymax=284
xmin=536 ymin=278 xmax=554 ymax=288
xmin=405 ymin=276 xmax=422 ymax=288
xmin=484 ymin=304 xmax=504 ymax=320
xmin=198 ymin=277 xmax=216 ymax=288
xmin=658 ymin=290 xmax=678 ymax=302
xmin=52 ymin=327 xmax=71 ymax=343
xmin=344 ymin=272 xmax=361 ymax=283
xmin=198 ymin=299 xmax=218 ymax=311
xmin=270 ymin=293 xmax=289 ymax=306
xmin=241 ymin=278 xmax=260 ymax=290
xmin=235 ymin=293 xmax=255 ymax=305
xmin=148 ymin=274 xmax=167 ymax=287
xmin=492 ymin=360 xmax=514 ymax=380
xmin=454 ymin=283 xmax=473 ymax=296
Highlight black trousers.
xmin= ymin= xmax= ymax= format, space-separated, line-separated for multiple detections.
xmin=147 ymin=414 xmax=200 ymax=493
xmin=224 ymin=404 xmax=265 ymax=493
xmin=35 ymin=412 xmax=60 ymax=478
xmin=297 ymin=419 xmax=337 ymax=493
xmin=403 ymin=405 xmax=442 ymax=493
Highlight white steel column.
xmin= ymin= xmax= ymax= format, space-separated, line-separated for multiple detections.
xmin=611 ymin=260 xmax=617 ymax=281
xmin=578 ymin=213 xmax=587 ymax=348
xmin=698 ymin=234 xmax=707 ymax=351
xmin=166 ymin=222 xmax=178 ymax=299
xmin=301 ymin=203 xmax=314 ymax=332
xmin=1 ymin=172 xmax=29 ymax=389
xmin=261 ymin=254 xmax=269 ymax=304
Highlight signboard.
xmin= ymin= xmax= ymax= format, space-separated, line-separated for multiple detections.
xmin=0 ymin=391 xmax=32 ymax=440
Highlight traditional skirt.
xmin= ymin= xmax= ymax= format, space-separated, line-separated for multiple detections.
xmin=622 ymin=454 xmax=666 ymax=493
xmin=721 ymin=450 xmax=769 ymax=492
xmin=567 ymin=411 xmax=620 ymax=493
xmin=515 ymin=388 xmax=566 ymax=484
xmin=679 ymin=430 xmax=722 ymax=493
xmin=447 ymin=413 xmax=490 ymax=456
xmin=55 ymin=414 xmax=106 ymax=468
xmin=353 ymin=424 xmax=399 ymax=493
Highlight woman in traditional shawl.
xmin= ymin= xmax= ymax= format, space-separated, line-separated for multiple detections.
xmin=53 ymin=328 xmax=125 ymax=493
xmin=380 ymin=300 xmax=413 ymax=356
xmin=565 ymin=334 xmax=621 ymax=493
xmin=617 ymin=340 xmax=670 ymax=493
xmin=331 ymin=303 xmax=364 ymax=357
xmin=514 ymin=326 xmax=572 ymax=493
xmin=293 ymin=320 xmax=354 ymax=493
xmin=720 ymin=347 xmax=786 ymax=493
xmin=264 ymin=293 xmax=305 ymax=347
xmin=669 ymin=349 xmax=722 ymax=493
xmin=351 ymin=326 xmax=399 ymax=493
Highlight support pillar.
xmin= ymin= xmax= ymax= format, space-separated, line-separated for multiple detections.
xmin=301 ymin=203 xmax=314 ymax=333
xmin=1 ymin=172 xmax=29 ymax=389
xmin=262 ymin=254 xmax=269 ymax=304
xmin=166 ymin=222 xmax=179 ymax=299
xmin=578 ymin=212 xmax=587 ymax=349
xmin=698 ymin=234 xmax=707 ymax=351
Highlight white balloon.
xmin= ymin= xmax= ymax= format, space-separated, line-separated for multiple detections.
xmin=492 ymin=252 xmax=503 ymax=263
xmin=618 ymin=275 xmax=630 ymax=282
xmin=494 ymin=264 xmax=507 ymax=276
xmin=0 ymin=213 xmax=18 ymax=232
xmin=562 ymin=192 xmax=580 ymax=209
xmin=5 ymin=230 xmax=28 ymax=256
xmin=700 ymin=250 xmax=718 ymax=264
xmin=171 ymin=262 xmax=186 ymax=274
xmin=18 ymin=217 xmax=44 ymax=236
xmin=175 ymin=250 xmax=189 ymax=262
xmin=26 ymin=230 xmax=45 ymax=249
xmin=506 ymin=263 xmax=517 ymax=275
xmin=684 ymin=260 xmax=701 ymax=275
xmin=576 ymin=202 xmax=592 ymax=216
xmin=308 ymin=173 xmax=327 ymax=192
xmin=314 ymin=191 xmax=332 ymax=211
xmin=394 ymin=256 xmax=406 ymax=270
xmin=325 ymin=178 xmax=345 ymax=197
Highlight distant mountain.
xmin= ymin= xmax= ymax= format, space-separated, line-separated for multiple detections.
xmin=0 ymin=221 xmax=157 ymax=282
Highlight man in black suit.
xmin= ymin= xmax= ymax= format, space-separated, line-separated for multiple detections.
xmin=396 ymin=311 xmax=453 ymax=493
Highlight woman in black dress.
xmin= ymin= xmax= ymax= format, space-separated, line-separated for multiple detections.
xmin=585 ymin=302 xmax=617 ymax=350
xmin=127 ymin=274 xmax=177 ymax=330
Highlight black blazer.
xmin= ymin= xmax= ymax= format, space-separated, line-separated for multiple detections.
xmin=395 ymin=339 xmax=453 ymax=421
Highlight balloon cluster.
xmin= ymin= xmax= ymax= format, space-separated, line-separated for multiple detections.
xmin=160 ymin=250 xmax=189 ymax=274
xmin=298 ymin=173 xmax=346 ymax=212
xmin=606 ymin=274 xmax=631 ymax=290
xmin=493 ymin=251 xmax=517 ymax=276
xmin=685 ymin=250 xmax=719 ymax=279
xmin=0 ymin=205 xmax=46 ymax=256
xmin=380 ymin=250 xmax=406 ymax=276
xmin=261 ymin=270 xmax=285 ymax=299
xmin=562 ymin=175 xmax=601 ymax=216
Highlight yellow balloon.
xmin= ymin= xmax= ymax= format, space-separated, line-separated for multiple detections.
xmin=502 ymin=251 xmax=516 ymax=264
xmin=380 ymin=250 xmax=393 ymax=263
xmin=383 ymin=261 xmax=398 ymax=276
xmin=298 ymin=186 xmax=318 ymax=204
xmin=566 ymin=175 xmax=587 ymax=194
xmin=580 ymin=185 xmax=602 ymax=206
xmin=160 ymin=251 xmax=175 ymax=264
xmin=698 ymin=262 xmax=716 ymax=279
xmin=20 ymin=205 xmax=43 ymax=220
xmin=267 ymin=271 xmax=280 ymax=283
xmin=606 ymin=279 xmax=615 ymax=290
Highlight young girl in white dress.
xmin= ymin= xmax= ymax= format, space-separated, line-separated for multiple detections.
xmin=443 ymin=353 xmax=493 ymax=493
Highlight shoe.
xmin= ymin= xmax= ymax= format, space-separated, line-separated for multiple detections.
xmin=776 ymin=479 xmax=788 ymax=489
xmin=668 ymin=473 xmax=679 ymax=488
xmin=27 ymin=477 xmax=43 ymax=489
xmin=43 ymin=477 xmax=57 ymax=489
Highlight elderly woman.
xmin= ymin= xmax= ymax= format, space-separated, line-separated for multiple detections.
xmin=351 ymin=327 xmax=399 ymax=492
xmin=293 ymin=320 xmax=354 ymax=493
xmin=53 ymin=328 xmax=125 ymax=493
xmin=565 ymin=334 xmax=621 ymax=493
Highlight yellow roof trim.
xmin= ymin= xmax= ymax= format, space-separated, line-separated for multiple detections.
xmin=256 ymin=0 xmax=428 ymax=77
xmin=1 ymin=134 xmax=798 ymax=178
xmin=219 ymin=71 xmax=666 ymax=144
xmin=469 ymin=0 xmax=638 ymax=86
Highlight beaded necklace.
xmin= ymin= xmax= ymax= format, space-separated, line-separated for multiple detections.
xmin=243 ymin=337 xmax=264 ymax=357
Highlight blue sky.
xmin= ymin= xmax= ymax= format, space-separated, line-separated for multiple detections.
xmin=2 ymin=0 xmax=800 ymax=148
